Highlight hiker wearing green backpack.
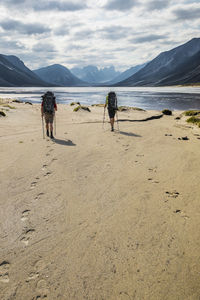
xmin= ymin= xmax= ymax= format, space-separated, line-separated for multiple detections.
xmin=41 ymin=91 xmax=57 ymax=139
xmin=104 ymin=91 xmax=118 ymax=131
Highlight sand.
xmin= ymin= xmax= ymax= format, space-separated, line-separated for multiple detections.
xmin=1 ymin=100 xmax=200 ymax=300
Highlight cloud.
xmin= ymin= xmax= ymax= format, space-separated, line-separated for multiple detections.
xmin=73 ymin=29 xmax=95 ymax=40
xmin=98 ymin=26 xmax=132 ymax=40
xmin=146 ymin=0 xmax=171 ymax=10
xmin=103 ymin=0 xmax=138 ymax=11
xmin=0 ymin=39 xmax=25 ymax=51
xmin=0 ymin=19 xmax=50 ymax=35
xmin=33 ymin=1 xmax=88 ymax=11
xmin=1 ymin=0 xmax=88 ymax=11
xmin=53 ymin=26 xmax=69 ymax=36
xmin=172 ymin=6 xmax=200 ymax=20
xmin=130 ymin=34 xmax=166 ymax=43
xmin=32 ymin=42 xmax=57 ymax=53
xmin=66 ymin=44 xmax=86 ymax=50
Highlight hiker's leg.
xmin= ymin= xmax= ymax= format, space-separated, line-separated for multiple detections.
xmin=110 ymin=118 xmax=114 ymax=130
xmin=50 ymin=121 xmax=54 ymax=138
xmin=46 ymin=123 xmax=49 ymax=136
xmin=50 ymin=123 xmax=53 ymax=133
xmin=44 ymin=113 xmax=50 ymax=136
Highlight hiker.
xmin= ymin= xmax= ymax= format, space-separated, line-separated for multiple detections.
xmin=104 ymin=91 xmax=118 ymax=131
xmin=41 ymin=91 xmax=57 ymax=138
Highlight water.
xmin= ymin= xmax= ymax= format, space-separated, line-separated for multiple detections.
xmin=0 ymin=86 xmax=200 ymax=110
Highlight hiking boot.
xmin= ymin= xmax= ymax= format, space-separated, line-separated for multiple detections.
xmin=50 ymin=132 xmax=54 ymax=139
xmin=111 ymin=127 xmax=114 ymax=132
xmin=46 ymin=130 xmax=49 ymax=137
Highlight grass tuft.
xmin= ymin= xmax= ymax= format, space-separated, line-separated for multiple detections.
xmin=186 ymin=116 xmax=200 ymax=125
xmin=70 ymin=102 xmax=80 ymax=106
xmin=184 ymin=110 xmax=200 ymax=116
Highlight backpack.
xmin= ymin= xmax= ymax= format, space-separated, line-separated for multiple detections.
xmin=42 ymin=91 xmax=55 ymax=114
xmin=108 ymin=92 xmax=117 ymax=110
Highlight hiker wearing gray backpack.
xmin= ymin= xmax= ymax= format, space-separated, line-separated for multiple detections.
xmin=104 ymin=91 xmax=118 ymax=131
xmin=41 ymin=91 xmax=57 ymax=139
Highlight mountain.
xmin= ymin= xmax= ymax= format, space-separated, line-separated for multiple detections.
xmin=116 ymin=38 xmax=200 ymax=86
xmin=34 ymin=64 xmax=88 ymax=86
xmin=0 ymin=54 xmax=50 ymax=87
xmin=70 ymin=65 xmax=121 ymax=84
xmin=106 ymin=63 xmax=147 ymax=85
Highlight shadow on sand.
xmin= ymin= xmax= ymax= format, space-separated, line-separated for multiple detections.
xmin=53 ymin=138 xmax=76 ymax=146
xmin=119 ymin=131 xmax=142 ymax=137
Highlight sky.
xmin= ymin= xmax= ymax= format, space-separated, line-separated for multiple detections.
xmin=0 ymin=0 xmax=199 ymax=71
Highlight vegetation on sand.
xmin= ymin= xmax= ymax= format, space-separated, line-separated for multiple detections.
xmin=184 ymin=110 xmax=200 ymax=116
xmin=0 ymin=111 xmax=6 ymax=117
xmin=73 ymin=105 xmax=91 ymax=112
xmin=186 ymin=116 xmax=200 ymax=126
xmin=162 ymin=109 xmax=172 ymax=115
xmin=0 ymin=104 xmax=16 ymax=109
xmin=70 ymin=102 xmax=80 ymax=106
xmin=91 ymin=104 xmax=105 ymax=107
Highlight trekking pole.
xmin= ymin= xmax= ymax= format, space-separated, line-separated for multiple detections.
xmin=41 ymin=115 xmax=45 ymax=139
xmin=116 ymin=110 xmax=120 ymax=132
xmin=54 ymin=112 xmax=56 ymax=136
xmin=102 ymin=107 xmax=106 ymax=129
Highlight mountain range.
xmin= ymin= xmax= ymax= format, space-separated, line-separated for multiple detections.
xmin=106 ymin=63 xmax=147 ymax=85
xmin=117 ymin=38 xmax=200 ymax=86
xmin=33 ymin=64 xmax=87 ymax=87
xmin=70 ymin=65 xmax=121 ymax=84
xmin=0 ymin=38 xmax=200 ymax=87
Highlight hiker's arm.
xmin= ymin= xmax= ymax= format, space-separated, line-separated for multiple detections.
xmin=54 ymin=102 xmax=57 ymax=111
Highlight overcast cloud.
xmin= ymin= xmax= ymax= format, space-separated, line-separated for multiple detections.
xmin=0 ymin=0 xmax=199 ymax=71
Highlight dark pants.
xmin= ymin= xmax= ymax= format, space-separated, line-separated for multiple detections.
xmin=108 ymin=109 xmax=116 ymax=118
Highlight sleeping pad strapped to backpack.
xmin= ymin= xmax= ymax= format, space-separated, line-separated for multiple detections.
xmin=108 ymin=91 xmax=117 ymax=110
xmin=42 ymin=91 xmax=55 ymax=114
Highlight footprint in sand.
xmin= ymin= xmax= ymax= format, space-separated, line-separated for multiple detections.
xmin=44 ymin=171 xmax=52 ymax=177
xmin=31 ymin=181 xmax=37 ymax=189
xmin=166 ymin=191 xmax=179 ymax=198
xmin=148 ymin=178 xmax=159 ymax=183
xmin=34 ymin=193 xmax=44 ymax=201
xmin=21 ymin=209 xmax=31 ymax=222
xmin=148 ymin=167 xmax=157 ymax=173
xmin=173 ymin=209 xmax=189 ymax=219
xmin=0 ymin=261 xmax=10 ymax=283
xmin=26 ymin=259 xmax=46 ymax=284
xmin=20 ymin=228 xmax=35 ymax=246
xmin=42 ymin=164 xmax=48 ymax=171
xmin=51 ymin=158 xmax=57 ymax=162
xmin=32 ymin=279 xmax=49 ymax=299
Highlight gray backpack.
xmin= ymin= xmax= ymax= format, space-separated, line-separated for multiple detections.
xmin=42 ymin=91 xmax=55 ymax=114
xmin=108 ymin=92 xmax=117 ymax=110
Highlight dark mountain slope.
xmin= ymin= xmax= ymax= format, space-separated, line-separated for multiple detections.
xmin=0 ymin=54 xmax=50 ymax=87
xmin=116 ymin=38 xmax=200 ymax=86
xmin=34 ymin=64 xmax=88 ymax=86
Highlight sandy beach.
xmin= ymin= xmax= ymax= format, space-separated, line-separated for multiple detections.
xmin=1 ymin=99 xmax=200 ymax=300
